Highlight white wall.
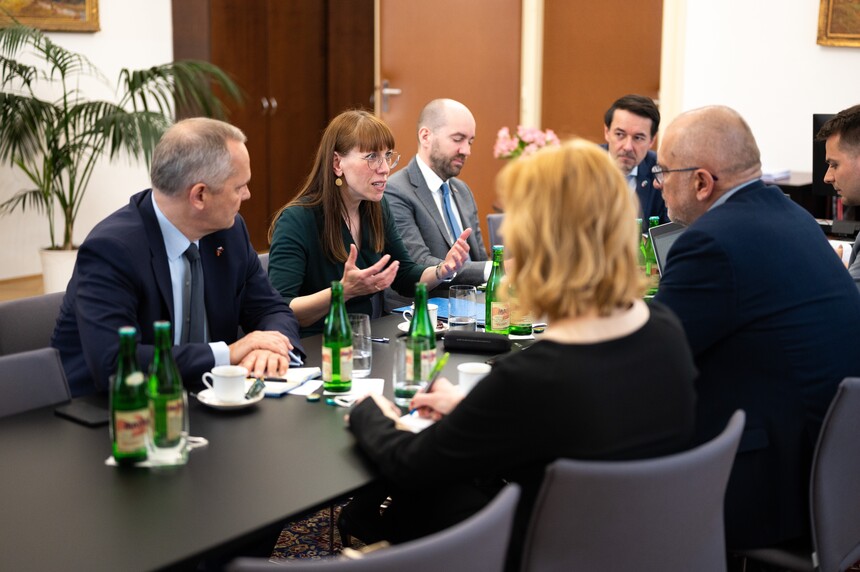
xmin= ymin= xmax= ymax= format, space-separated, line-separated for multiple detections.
xmin=666 ymin=0 xmax=860 ymax=173
xmin=0 ymin=0 xmax=172 ymax=281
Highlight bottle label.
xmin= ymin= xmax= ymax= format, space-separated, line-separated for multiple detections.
xmin=405 ymin=347 xmax=435 ymax=381
xmin=510 ymin=299 xmax=534 ymax=326
xmin=114 ymin=408 xmax=149 ymax=453
xmin=166 ymin=398 xmax=184 ymax=442
xmin=490 ymin=302 xmax=510 ymax=330
xmin=322 ymin=346 xmax=332 ymax=381
xmin=322 ymin=346 xmax=353 ymax=381
xmin=340 ymin=346 xmax=353 ymax=381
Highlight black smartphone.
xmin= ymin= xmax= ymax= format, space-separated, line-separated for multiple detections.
xmin=54 ymin=401 xmax=110 ymax=427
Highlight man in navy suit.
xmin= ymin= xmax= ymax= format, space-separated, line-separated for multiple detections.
xmin=52 ymin=118 xmax=303 ymax=397
xmin=385 ymin=99 xmax=489 ymax=308
xmin=654 ymin=105 xmax=860 ymax=550
xmin=602 ymin=94 xmax=668 ymax=232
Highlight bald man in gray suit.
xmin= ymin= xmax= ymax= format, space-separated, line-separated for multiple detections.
xmin=385 ymin=99 xmax=489 ymax=309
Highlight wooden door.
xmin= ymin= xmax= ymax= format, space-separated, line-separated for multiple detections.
xmin=209 ymin=0 xmax=271 ymax=250
xmin=377 ymin=0 xmax=522 ymax=245
xmin=265 ymin=0 xmax=327 ymax=246
xmin=541 ymin=0 xmax=663 ymax=143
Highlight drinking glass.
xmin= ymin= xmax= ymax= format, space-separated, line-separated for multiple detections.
xmin=448 ymin=285 xmax=478 ymax=331
xmin=348 ymin=313 xmax=372 ymax=378
xmin=392 ymin=335 xmax=434 ymax=407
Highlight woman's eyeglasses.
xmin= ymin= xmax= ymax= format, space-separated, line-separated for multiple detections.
xmin=360 ymin=151 xmax=400 ymax=170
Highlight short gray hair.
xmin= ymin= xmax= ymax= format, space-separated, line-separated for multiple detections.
xmin=150 ymin=117 xmax=247 ymax=196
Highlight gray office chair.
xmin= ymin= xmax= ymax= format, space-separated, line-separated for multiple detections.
xmin=259 ymin=252 xmax=270 ymax=273
xmin=0 ymin=347 xmax=71 ymax=418
xmin=227 ymin=483 xmax=521 ymax=571
xmin=739 ymin=377 xmax=860 ymax=572
xmin=486 ymin=213 xmax=504 ymax=247
xmin=520 ymin=410 xmax=745 ymax=572
xmin=0 ymin=291 xmax=65 ymax=355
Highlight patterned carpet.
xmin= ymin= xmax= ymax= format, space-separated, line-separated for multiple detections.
xmin=270 ymin=503 xmax=364 ymax=562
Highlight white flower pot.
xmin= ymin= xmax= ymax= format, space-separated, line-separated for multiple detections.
xmin=39 ymin=249 xmax=78 ymax=293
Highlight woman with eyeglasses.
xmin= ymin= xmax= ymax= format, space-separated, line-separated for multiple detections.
xmin=268 ymin=110 xmax=470 ymax=335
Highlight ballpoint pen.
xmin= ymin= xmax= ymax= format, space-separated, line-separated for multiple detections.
xmin=370 ymin=337 xmax=389 ymax=343
xmin=408 ymin=352 xmax=450 ymax=415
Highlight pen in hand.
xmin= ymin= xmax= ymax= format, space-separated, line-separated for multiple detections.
xmin=408 ymin=352 xmax=450 ymax=415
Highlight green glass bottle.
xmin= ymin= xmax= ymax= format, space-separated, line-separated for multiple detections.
xmin=643 ymin=216 xmax=660 ymax=275
xmin=110 ymin=326 xmax=148 ymax=465
xmin=147 ymin=321 xmax=185 ymax=450
xmin=323 ymin=281 xmax=352 ymax=393
xmin=485 ymin=245 xmax=510 ymax=335
xmin=508 ymin=286 xmax=533 ymax=336
xmin=407 ymin=283 xmax=436 ymax=382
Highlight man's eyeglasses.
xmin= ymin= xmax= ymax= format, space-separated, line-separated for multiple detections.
xmin=651 ymin=164 xmax=719 ymax=185
xmin=360 ymin=151 xmax=400 ymax=170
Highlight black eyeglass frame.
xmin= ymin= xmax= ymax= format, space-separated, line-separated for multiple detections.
xmin=651 ymin=164 xmax=719 ymax=185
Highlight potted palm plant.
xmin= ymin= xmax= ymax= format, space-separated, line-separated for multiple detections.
xmin=0 ymin=22 xmax=241 ymax=291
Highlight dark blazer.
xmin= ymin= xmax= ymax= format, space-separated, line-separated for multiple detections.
xmin=385 ymin=156 xmax=488 ymax=284
xmin=51 ymin=190 xmax=303 ymax=397
xmin=655 ymin=180 xmax=860 ymax=548
xmin=600 ymin=144 xmax=668 ymax=232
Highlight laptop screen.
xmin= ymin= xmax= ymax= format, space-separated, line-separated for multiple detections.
xmin=649 ymin=222 xmax=686 ymax=276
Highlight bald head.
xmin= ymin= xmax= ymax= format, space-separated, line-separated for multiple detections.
xmin=664 ymin=106 xmax=762 ymax=187
xmin=657 ymin=106 xmax=762 ymax=226
xmin=416 ymin=99 xmax=476 ymax=180
xmin=417 ymin=99 xmax=474 ymax=137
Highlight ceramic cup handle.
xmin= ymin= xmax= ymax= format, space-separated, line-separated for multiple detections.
xmin=201 ymin=372 xmax=215 ymax=391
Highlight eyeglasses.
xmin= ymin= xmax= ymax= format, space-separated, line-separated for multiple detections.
xmin=359 ymin=151 xmax=400 ymax=170
xmin=651 ymin=164 xmax=719 ymax=185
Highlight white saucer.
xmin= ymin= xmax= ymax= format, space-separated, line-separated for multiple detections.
xmin=397 ymin=321 xmax=447 ymax=333
xmin=196 ymin=383 xmax=264 ymax=410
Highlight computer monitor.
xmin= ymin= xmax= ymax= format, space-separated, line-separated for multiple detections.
xmin=812 ymin=113 xmax=835 ymax=197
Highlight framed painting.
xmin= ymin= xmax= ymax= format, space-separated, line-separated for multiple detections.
xmin=819 ymin=0 xmax=860 ymax=47
xmin=0 ymin=0 xmax=99 ymax=33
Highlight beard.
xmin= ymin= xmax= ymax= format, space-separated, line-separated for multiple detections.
xmin=429 ymin=144 xmax=465 ymax=180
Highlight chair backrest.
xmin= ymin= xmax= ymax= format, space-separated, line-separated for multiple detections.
xmin=810 ymin=377 xmax=860 ymax=572
xmin=259 ymin=252 xmax=270 ymax=273
xmin=0 ymin=292 xmax=65 ymax=355
xmin=486 ymin=213 xmax=504 ymax=247
xmin=228 ymin=483 xmax=521 ymax=572
xmin=0 ymin=347 xmax=71 ymax=418
xmin=520 ymin=410 xmax=745 ymax=572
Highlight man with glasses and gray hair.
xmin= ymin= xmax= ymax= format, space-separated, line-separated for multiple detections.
xmin=653 ymin=105 xmax=860 ymax=555
xmin=385 ymin=98 xmax=489 ymax=309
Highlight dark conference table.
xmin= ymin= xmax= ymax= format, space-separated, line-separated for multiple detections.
xmin=0 ymin=315 xmax=502 ymax=571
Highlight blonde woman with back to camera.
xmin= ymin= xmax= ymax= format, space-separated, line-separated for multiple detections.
xmin=344 ymin=138 xmax=698 ymax=570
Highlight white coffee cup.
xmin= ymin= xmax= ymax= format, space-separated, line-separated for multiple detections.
xmin=403 ymin=303 xmax=438 ymax=326
xmin=458 ymin=362 xmax=491 ymax=393
xmin=201 ymin=365 xmax=248 ymax=403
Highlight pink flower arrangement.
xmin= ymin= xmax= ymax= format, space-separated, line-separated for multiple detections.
xmin=493 ymin=125 xmax=560 ymax=160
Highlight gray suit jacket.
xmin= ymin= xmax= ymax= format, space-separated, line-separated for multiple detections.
xmin=386 ymin=156 xmax=488 ymax=278
xmin=384 ymin=156 xmax=489 ymax=310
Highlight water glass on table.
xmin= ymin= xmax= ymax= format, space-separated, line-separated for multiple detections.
xmin=448 ymin=285 xmax=478 ymax=331
xmin=348 ymin=313 xmax=372 ymax=378
xmin=392 ymin=335 xmax=436 ymax=407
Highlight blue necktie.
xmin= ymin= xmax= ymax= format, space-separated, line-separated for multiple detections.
xmin=441 ymin=182 xmax=463 ymax=242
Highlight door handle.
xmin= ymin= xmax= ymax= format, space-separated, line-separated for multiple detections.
xmin=380 ymin=80 xmax=402 ymax=113
xmin=269 ymin=97 xmax=278 ymax=115
xmin=261 ymin=97 xmax=269 ymax=115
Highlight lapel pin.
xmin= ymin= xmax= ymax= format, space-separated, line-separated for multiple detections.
xmin=216 ymin=246 xmax=224 ymax=257
xmin=641 ymin=180 xmax=648 ymax=188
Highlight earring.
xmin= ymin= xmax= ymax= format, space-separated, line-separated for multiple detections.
xmin=335 ymin=176 xmax=343 ymax=187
